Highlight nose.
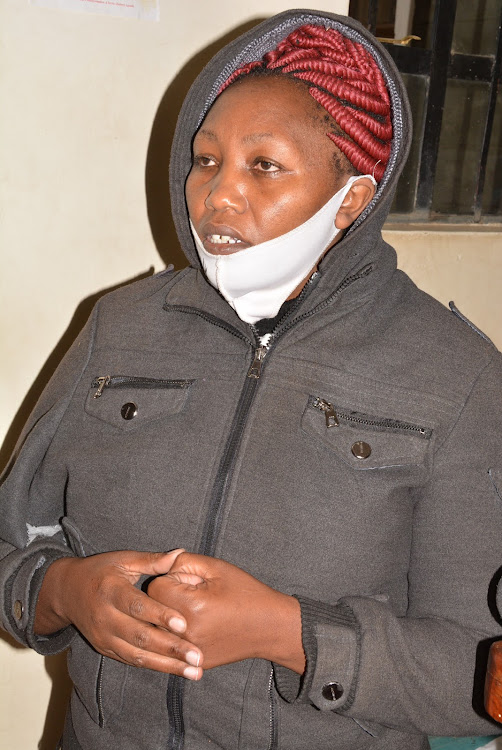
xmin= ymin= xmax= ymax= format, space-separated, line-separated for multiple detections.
xmin=204 ymin=166 xmax=248 ymax=214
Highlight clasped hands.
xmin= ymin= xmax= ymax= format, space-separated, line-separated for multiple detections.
xmin=147 ymin=551 xmax=305 ymax=679
xmin=36 ymin=549 xmax=304 ymax=682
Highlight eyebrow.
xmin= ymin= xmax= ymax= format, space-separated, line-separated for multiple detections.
xmin=197 ymin=128 xmax=217 ymax=141
xmin=196 ymin=128 xmax=274 ymax=144
xmin=242 ymin=132 xmax=274 ymax=144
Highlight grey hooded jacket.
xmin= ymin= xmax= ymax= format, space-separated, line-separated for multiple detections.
xmin=1 ymin=9 xmax=502 ymax=750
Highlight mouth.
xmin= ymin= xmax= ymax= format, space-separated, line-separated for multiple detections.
xmin=201 ymin=226 xmax=251 ymax=254
xmin=207 ymin=234 xmax=243 ymax=245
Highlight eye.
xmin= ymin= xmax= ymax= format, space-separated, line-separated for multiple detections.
xmin=193 ymin=155 xmax=217 ymax=168
xmin=254 ymin=159 xmax=280 ymax=173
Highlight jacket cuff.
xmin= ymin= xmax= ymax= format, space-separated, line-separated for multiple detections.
xmin=274 ymin=595 xmax=360 ymax=712
xmin=1 ymin=542 xmax=76 ymax=654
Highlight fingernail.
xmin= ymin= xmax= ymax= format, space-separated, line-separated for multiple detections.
xmin=184 ymin=666 xmax=201 ymax=680
xmin=169 ymin=617 xmax=186 ymax=633
xmin=186 ymin=650 xmax=200 ymax=666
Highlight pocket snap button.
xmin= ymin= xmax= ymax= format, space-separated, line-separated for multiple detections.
xmin=121 ymin=402 xmax=138 ymax=420
xmin=13 ymin=600 xmax=24 ymax=620
xmin=351 ymin=440 xmax=371 ymax=459
xmin=322 ymin=682 xmax=344 ymax=701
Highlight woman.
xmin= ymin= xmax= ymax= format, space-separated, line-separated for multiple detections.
xmin=1 ymin=9 xmax=501 ymax=750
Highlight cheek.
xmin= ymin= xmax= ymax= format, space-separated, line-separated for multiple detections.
xmin=256 ymin=191 xmax=326 ymax=239
xmin=185 ymin=174 xmax=204 ymax=220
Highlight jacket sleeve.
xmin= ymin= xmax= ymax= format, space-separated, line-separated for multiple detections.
xmin=274 ymin=352 xmax=502 ymax=736
xmin=0 ymin=305 xmax=99 ymax=654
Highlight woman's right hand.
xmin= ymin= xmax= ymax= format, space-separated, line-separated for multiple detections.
xmin=34 ymin=549 xmax=203 ymax=679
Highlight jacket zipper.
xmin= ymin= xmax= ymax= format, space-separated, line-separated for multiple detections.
xmin=267 ymin=668 xmax=278 ymax=750
xmin=91 ymin=375 xmax=194 ymax=399
xmin=96 ymin=656 xmax=105 ymax=727
xmin=311 ymin=396 xmax=431 ymax=437
xmin=163 ymin=308 xmax=257 ymax=750
xmin=270 ymin=264 xmax=373 ymax=343
xmin=165 ymin=267 xmax=372 ymax=750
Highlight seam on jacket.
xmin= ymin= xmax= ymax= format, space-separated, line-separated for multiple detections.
xmin=0 ymin=301 xmax=101 ymax=556
xmin=10 ymin=301 xmax=103 ymax=546
xmin=488 ymin=468 xmax=502 ymax=503
xmin=449 ymin=302 xmax=494 ymax=346
xmin=30 ymin=302 xmax=101 ymax=490
xmin=162 ymin=266 xmax=192 ymax=300
xmin=433 ymin=352 xmax=497 ymax=456
xmin=139 ymin=268 xmax=179 ymax=301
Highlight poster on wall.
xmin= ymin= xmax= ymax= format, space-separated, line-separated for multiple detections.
xmin=29 ymin=0 xmax=159 ymax=21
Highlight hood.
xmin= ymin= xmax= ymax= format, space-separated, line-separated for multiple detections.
xmin=169 ymin=9 xmax=412 ymax=281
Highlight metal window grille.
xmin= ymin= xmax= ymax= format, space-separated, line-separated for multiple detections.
xmin=349 ymin=0 xmax=502 ymax=223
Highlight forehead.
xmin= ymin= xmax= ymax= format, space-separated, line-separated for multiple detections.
xmin=195 ymin=76 xmax=325 ymax=142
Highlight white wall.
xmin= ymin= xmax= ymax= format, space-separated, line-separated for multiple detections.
xmin=1 ymin=1 xmax=353 ymax=747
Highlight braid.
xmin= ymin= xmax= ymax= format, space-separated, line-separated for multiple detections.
xmin=219 ymin=24 xmax=392 ymax=182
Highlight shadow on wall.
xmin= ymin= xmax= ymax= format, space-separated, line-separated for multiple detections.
xmin=0 ymin=17 xmax=265 ymax=749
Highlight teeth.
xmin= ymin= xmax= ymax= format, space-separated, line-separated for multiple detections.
xmin=208 ymin=234 xmax=241 ymax=244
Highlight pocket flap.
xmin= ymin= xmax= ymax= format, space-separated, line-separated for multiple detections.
xmin=84 ymin=378 xmax=193 ymax=430
xmin=302 ymin=397 xmax=432 ymax=470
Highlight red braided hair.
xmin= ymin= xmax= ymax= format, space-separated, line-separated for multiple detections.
xmin=219 ymin=24 xmax=392 ymax=182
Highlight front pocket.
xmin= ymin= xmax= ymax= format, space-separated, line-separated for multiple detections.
xmin=302 ymin=396 xmax=433 ymax=470
xmin=68 ymin=635 xmax=130 ymax=728
xmin=84 ymin=375 xmax=194 ymax=430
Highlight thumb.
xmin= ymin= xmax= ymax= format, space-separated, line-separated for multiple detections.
xmin=127 ymin=548 xmax=185 ymax=578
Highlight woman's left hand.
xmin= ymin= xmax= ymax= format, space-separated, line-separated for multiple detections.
xmin=147 ymin=552 xmax=305 ymax=674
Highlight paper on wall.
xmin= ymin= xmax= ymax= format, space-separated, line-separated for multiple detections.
xmin=29 ymin=0 xmax=159 ymax=21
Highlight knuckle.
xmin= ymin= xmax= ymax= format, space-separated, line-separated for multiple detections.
xmin=130 ymin=649 xmax=146 ymax=669
xmin=133 ymin=628 xmax=150 ymax=651
xmin=89 ymin=609 xmax=105 ymax=632
xmin=170 ymin=640 xmax=189 ymax=662
xmin=128 ymin=597 xmax=145 ymax=618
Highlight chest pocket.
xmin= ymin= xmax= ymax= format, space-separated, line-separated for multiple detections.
xmin=84 ymin=375 xmax=194 ymax=430
xmin=302 ymin=395 xmax=433 ymax=470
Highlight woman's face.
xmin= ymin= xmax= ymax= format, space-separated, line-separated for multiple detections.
xmin=185 ymin=76 xmax=346 ymax=256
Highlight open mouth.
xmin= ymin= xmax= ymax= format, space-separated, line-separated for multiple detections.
xmin=202 ymin=230 xmax=250 ymax=254
xmin=207 ymin=234 xmax=243 ymax=245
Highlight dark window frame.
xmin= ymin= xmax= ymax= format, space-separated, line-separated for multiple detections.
xmin=351 ymin=0 xmax=502 ymax=225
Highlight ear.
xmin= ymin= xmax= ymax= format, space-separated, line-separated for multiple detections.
xmin=335 ymin=177 xmax=376 ymax=230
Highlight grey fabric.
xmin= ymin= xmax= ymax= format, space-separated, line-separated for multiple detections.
xmin=1 ymin=8 xmax=502 ymax=750
xmin=60 ymin=707 xmax=84 ymax=750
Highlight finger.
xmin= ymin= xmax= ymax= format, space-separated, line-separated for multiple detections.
xmin=122 ymin=549 xmax=186 ymax=579
xmin=168 ymin=552 xmax=215 ymax=579
xmin=110 ymin=610 xmax=203 ymax=665
xmin=113 ymin=583 xmax=190 ymax=635
xmin=147 ymin=574 xmax=202 ymax=613
xmin=102 ymin=632 xmax=204 ymax=680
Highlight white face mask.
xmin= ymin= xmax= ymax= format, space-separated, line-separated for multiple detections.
xmin=190 ymin=173 xmax=376 ymax=325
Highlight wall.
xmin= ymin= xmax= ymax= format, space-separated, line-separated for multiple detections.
xmin=1 ymin=1 xmax=501 ymax=747
xmin=388 ymin=230 xmax=502 ymax=349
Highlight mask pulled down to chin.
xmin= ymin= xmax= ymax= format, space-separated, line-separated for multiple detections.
xmin=190 ymin=173 xmax=376 ymax=325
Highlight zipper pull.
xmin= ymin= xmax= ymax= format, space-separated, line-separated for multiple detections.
xmin=248 ymin=346 xmax=267 ymax=379
xmin=315 ymin=398 xmax=339 ymax=428
xmin=93 ymin=375 xmax=111 ymax=399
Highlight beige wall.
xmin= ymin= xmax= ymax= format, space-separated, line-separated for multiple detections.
xmin=1 ymin=1 xmax=501 ymax=748
xmin=388 ymin=230 xmax=502 ymax=350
